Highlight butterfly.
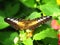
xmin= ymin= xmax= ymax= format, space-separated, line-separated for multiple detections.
xmin=4 ymin=16 xmax=52 ymax=38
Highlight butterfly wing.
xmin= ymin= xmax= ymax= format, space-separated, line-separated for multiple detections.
xmin=27 ymin=16 xmax=52 ymax=30
xmin=4 ymin=18 xmax=25 ymax=30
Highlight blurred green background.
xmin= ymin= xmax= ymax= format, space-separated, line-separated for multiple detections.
xmin=0 ymin=0 xmax=60 ymax=45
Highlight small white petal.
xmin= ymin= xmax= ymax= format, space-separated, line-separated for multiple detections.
xmin=14 ymin=37 xmax=19 ymax=44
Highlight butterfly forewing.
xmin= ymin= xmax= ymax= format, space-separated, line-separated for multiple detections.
xmin=4 ymin=18 xmax=25 ymax=30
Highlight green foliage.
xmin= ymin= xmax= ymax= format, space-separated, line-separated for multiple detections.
xmin=0 ymin=16 xmax=9 ymax=29
xmin=23 ymin=38 xmax=33 ymax=45
xmin=0 ymin=32 xmax=18 ymax=45
xmin=26 ymin=12 xmax=41 ymax=20
xmin=20 ymin=0 xmax=36 ymax=8
xmin=0 ymin=0 xmax=59 ymax=45
xmin=33 ymin=28 xmax=57 ymax=40
xmin=40 ymin=4 xmax=60 ymax=15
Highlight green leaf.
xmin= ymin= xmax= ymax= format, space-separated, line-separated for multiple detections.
xmin=33 ymin=28 xmax=57 ymax=40
xmin=26 ymin=12 xmax=41 ymax=20
xmin=43 ymin=38 xmax=58 ymax=45
xmin=0 ymin=16 xmax=9 ymax=29
xmin=20 ymin=0 xmax=36 ymax=8
xmin=41 ymin=0 xmax=56 ymax=4
xmin=0 ymin=32 xmax=18 ymax=45
xmin=23 ymin=38 xmax=33 ymax=45
xmin=39 ymin=4 xmax=60 ymax=16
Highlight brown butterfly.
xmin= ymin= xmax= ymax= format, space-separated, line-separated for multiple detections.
xmin=4 ymin=16 xmax=52 ymax=38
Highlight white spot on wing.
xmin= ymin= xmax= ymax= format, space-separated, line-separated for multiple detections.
xmin=7 ymin=18 xmax=10 ymax=20
xmin=10 ymin=19 xmax=14 ymax=21
xmin=43 ymin=17 xmax=46 ymax=19
xmin=38 ymin=19 xmax=43 ymax=22
xmin=47 ymin=16 xmax=50 ymax=18
xmin=13 ymin=20 xmax=18 ymax=23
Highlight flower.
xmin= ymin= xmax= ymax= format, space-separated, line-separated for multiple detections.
xmin=51 ymin=20 xmax=60 ymax=30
